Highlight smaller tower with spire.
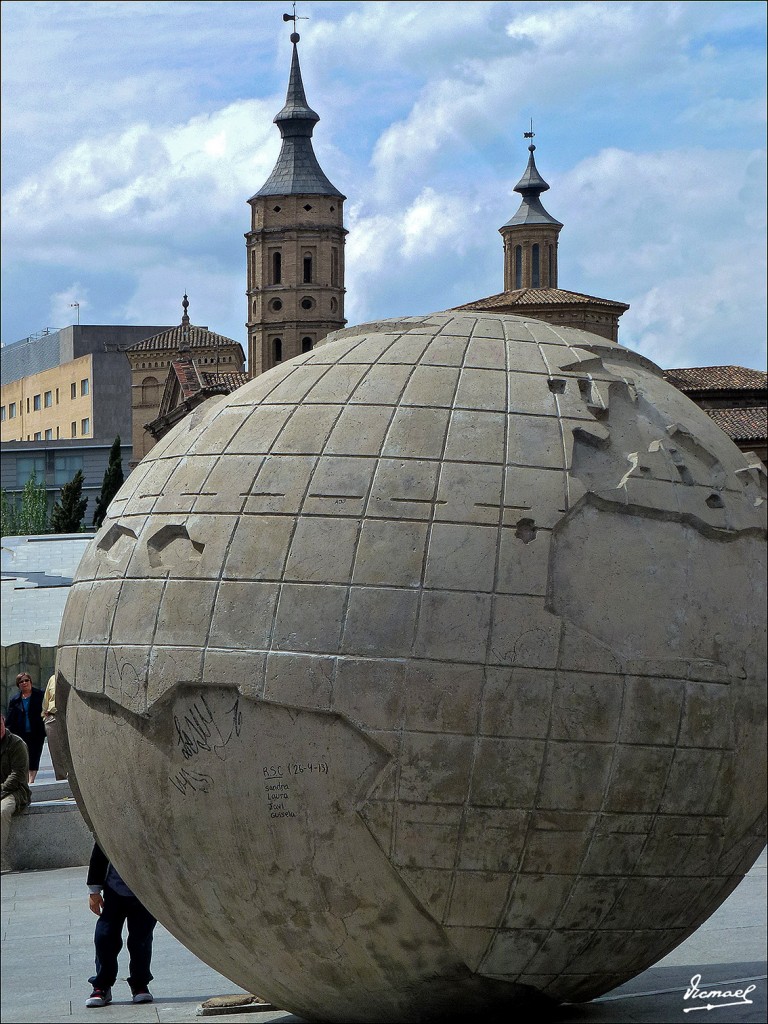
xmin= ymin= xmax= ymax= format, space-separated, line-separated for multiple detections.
xmin=500 ymin=130 xmax=563 ymax=291
xmin=454 ymin=127 xmax=629 ymax=342
xmin=245 ymin=20 xmax=347 ymax=376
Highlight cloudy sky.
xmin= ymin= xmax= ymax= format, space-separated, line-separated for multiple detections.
xmin=2 ymin=0 xmax=765 ymax=370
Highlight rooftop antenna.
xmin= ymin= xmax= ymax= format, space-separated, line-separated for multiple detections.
xmin=69 ymin=302 xmax=80 ymax=325
xmin=283 ymin=2 xmax=309 ymax=40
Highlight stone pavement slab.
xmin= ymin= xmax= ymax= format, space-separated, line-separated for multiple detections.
xmin=1 ymin=851 xmax=764 ymax=1023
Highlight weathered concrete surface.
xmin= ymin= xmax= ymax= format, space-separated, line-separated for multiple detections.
xmin=56 ymin=311 xmax=767 ymax=1022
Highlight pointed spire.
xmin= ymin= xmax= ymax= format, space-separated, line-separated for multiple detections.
xmin=503 ymin=136 xmax=562 ymax=229
xmin=180 ymin=293 xmax=191 ymax=352
xmin=252 ymin=29 xmax=344 ymax=199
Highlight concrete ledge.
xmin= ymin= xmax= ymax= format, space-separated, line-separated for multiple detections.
xmin=6 ymin=796 xmax=93 ymax=871
xmin=30 ymin=779 xmax=73 ymax=802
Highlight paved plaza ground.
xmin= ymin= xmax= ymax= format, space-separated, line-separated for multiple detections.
xmin=1 ymin=839 xmax=764 ymax=1024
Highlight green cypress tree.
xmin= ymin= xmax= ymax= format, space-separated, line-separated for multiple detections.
xmin=51 ymin=470 xmax=88 ymax=534
xmin=0 ymin=488 xmax=20 ymax=537
xmin=93 ymin=435 xmax=124 ymax=528
xmin=16 ymin=474 xmax=50 ymax=535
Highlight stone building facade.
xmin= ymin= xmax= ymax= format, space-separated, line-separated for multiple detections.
xmin=124 ymin=297 xmax=245 ymax=467
xmin=245 ymin=31 xmax=346 ymax=376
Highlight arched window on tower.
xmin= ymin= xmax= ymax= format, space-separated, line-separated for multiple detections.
xmin=303 ymin=255 xmax=313 ymax=283
xmin=514 ymin=246 xmax=522 ymax=290
xmin=272 ymin=251 xmax=282 ymax=285
xmin=273 ymin=338 xmax=283 ymax=363
xmin=331 ymin=248 xmax=339 ymax=287
xmin=548 ymin=244 xmax=554 ymax=287
xmin=531 ymin=244 xmax=540 ymax=288
xmin=301 ymin=337 xmax=313 ymax=353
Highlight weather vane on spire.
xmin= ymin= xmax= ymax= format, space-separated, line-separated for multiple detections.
xmin=524 ymin=120 xmax=535 ymax=150
xmin=283 ymin=2 xmax=308 ymax=41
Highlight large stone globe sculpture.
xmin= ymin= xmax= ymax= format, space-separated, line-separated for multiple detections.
xmin=57 ymin=311 xmax=766 ymax=1022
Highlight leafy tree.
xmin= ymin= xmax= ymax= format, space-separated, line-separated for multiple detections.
xmin=15 ymin=474 xmax=50 ymax=535
xmin=51 ymin=470 xmax=88 ymax=534
xmin=93 ymin=435 xmax=124 ymax=528
xmin=0 ymin=488 xmax=19 ymax=537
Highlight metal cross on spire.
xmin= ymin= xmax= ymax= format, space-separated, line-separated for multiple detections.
xmin=524 ymin=120 xmax=535 ymax=150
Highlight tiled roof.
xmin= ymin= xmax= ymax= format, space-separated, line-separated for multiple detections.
xmin=705 ymin=406 xmax=768 ymax=442
xmin=127 ymin=324 xmax=244 ymax=354
xmin=172 ymin=358 xmax=205 ymax=400
xmin=664 ymin=366 xmax=767 ymax=392
xmin=200 ymin=371 xmax=249 ymax=392
xmin=455 ymin=288 xmax=629 ymax=311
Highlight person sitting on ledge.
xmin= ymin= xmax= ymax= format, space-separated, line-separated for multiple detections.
xmin=1 ymin=713 xmax=31 ymax=873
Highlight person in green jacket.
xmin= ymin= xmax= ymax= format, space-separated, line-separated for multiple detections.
xmin=1 ymin=713 xmax=31 ymax=872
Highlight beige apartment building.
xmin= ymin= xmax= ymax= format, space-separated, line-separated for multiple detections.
xmin=1 ymin=354 xmax=96 ymax=442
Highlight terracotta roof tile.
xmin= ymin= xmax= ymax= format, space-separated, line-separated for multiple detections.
xmin=664 ymin=366 xmax=767 ymax=392
xmin=454 ymin=288 xmax=629 ymax=311
xmin=127 ymin=324 xmax=244 ymax=354
xmin=200 ymin=371 xmax=249 ymax=392
xmin=705 ymin=406 xmax=768 ymax=442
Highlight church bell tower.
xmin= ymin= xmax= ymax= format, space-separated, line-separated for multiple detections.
xmin=500 ymin=139 xmax=563 ymax=291
xmin=245 ymin=27 xmax=347 ymax=377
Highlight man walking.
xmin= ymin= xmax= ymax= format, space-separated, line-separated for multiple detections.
xmin=85 ymin=841 xmax=157 ymax=1007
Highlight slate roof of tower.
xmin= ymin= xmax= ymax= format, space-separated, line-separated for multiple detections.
xmin=252 ymin=39 xmax=343 ymax=199
xmin=455 ymin=287 xmax=629 ymax=312
xmin=503 ymin=145 xmax=562 ymax=228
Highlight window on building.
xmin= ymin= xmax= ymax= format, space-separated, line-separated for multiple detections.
xmin=56 ymin=427 xmax=60 ymax=439
xmin=301 ymin=337 xmax=313 ymax=353
xmin=71 ymin=422 xmax=77 ymax=437
xmin=44 ymin=391 xmax=53 ymax=408
xmin=303 ymin=255 xmax=312 ymax=284
xmin=141 ymin=376 xmax=159 ymax=406
xmin=273 ymin=338 xmax=282 ymax=363
xmin=34 ymin=394 xmax=41 ymax=411
xmin=0 ymin=406 xmax=5 ymax=421
xmin=34 ymin=431 xmax=42 ymax=440
xmin=26 ymin=398 xmax=30 ymax=413
xmin=331 ymin=248 xmax=339 ymax=287
xmin=81 ymin=418 xmax=90 ymax=436
xmin=9 ymin=403 xmax=16 ymax=418
xmin=45 ymin=429 xmax=53 ymax=440
xmin=531 ymin=244 xmax=540 ymax=288
xmin=17 ymin=455 xmax=45 ymax=486
xmin=272 ymin=251 xmax=282 ymax=285
xmin=548 ymin=244 xmax=554 ymax=286
xmin=515 ymin=245 xmax=523 ymax=289
xmin=54 ymin=453 xmax=84 ymax=486
xmin=81 ymin=378 xmax=89 ymax=396
xmin=71 ymin=383 xmax=77 ymax=400
xmin=56 ymin=388 xmax=60 ymax=404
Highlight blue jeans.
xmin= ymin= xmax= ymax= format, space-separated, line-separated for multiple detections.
xmin=89 ymin=884 xmax=157 ymax=991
